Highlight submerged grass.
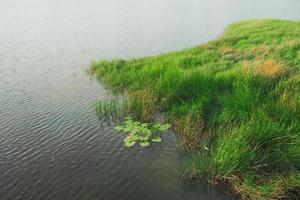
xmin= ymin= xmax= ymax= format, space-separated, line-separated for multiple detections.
xmin=94 ymin=99 xmax=130 ymax=122
xmin=91 ymin=19 xmax=300 ymax=199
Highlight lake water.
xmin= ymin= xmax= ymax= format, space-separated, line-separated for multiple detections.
xmin=0 ymin=0 xmax=299 ymax=199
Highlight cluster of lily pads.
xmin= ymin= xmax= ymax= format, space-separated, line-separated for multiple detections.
xmin=115 ymin=117 xmax=171 ymax=147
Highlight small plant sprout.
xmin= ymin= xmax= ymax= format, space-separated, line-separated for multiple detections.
xmin=114 ymin=116 xmax=171 ymax=147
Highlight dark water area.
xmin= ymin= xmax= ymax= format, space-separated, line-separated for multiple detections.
xmin=0 ymin=0 xmax=299 ymax=199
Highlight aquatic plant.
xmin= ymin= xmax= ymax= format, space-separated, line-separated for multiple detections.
xmin=115 ymin=117 xmax=171 ymax=147
xmin=91 ymin=19 xmax=300 ymax=199
xmin=94 ymin=99 xmax=129 ymax=122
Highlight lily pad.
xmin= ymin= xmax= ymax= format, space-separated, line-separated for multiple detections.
xmin=139 ymin=141 xmax=150 ymax=147
xmin=123 ymin=137 xmax=130 ymax=143
xmin=114 ymin=116 xmax=171 ymax=148
xmin=124 ymin=135 xmax=134 ymax=142
xmin=152 ymin=124 xmax=161 ymax=129
xmin=125 ymin=141 xmax=136 ymax=147
xmin=151 ymin=136 xmax=162 ymax=143
xmin=139 ymin=136 xmax=149 ymax=141
xmin=159 ymin=124 xmax=171 ymax=131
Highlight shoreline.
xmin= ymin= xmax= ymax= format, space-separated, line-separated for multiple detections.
xmin=91 ymin=19 xmax=300 ymax=199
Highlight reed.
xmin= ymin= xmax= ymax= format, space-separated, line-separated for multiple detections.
xmin=94 ymin=99 xmax=130 ymax=122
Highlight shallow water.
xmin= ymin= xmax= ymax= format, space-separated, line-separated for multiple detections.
xmin=0 ymin=0 xmax=299 ymax=199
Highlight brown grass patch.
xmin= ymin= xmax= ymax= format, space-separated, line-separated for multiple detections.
xmin=280 ymin=92 xmax=298 ymax=112
xmin=242 ymin=59 xmax=286 ymax=78
xmin=173 ymin=114 xmax=206 ymax=152
xmin=128 ymin=88 xmax=157 ymax=121
xmin=279 ymin=75 xmax=300 ymax=112
xmin=247 ymin=44 xmax=271 ymax=57
xmin=286 ymin=40 xmax=299 ymax=47
xmin=219 ymin=46 xmax=235 ymax=55
xmin=180 ymin=166 xmax=202 ymax=184
xmin=214 ymin=176 xmax=287 ymax=200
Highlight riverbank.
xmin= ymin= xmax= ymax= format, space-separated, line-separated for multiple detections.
xmin=91 ymin=19 xmax=300 ymax=199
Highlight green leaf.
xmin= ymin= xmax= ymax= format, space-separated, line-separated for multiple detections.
xmin=114 ymin=126 xmax=124 ymax=131
xmin=141 ymin=128 xmax=151 ymax=135
xmin=125 ymin=141 xmax=136 ymax=147
xmin=124 ymin=134 xmax=139 ymax=142
xmin=123 ymin=137 xmax=130 ymax=143
xmin=151 ymin=136 xmax=162 ymax=143
xmin=152 ymin=124 xmax=161 ymax=129
xmin=117 ymin=118 xmax=170 ymax=147
xmin=139 ymin=136 xmax=149 ymax=141
xmin=124 ymin=136 xmax=132 ymax=142
xmin=140 ymin=128 xmax=148 ymax=134
xmin=159 ymin=124 xmax=171 ymax=131
xmin=132 ymin=134 xmax=139 ymax=140
xmin=139 ymin=141 xmax=150 ymax=147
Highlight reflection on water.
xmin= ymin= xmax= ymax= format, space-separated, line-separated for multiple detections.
xmin=0 ymin=0 xmax=299 ymax=199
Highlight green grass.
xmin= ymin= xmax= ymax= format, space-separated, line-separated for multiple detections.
xmin=91 ymin=19 xmax=300 ymax=199
xmin=94 ymin=99 xmax=130 ymax=122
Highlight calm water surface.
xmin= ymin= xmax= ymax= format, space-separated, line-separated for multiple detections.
xmin=0 ymin=0 xmax=299 ymax=199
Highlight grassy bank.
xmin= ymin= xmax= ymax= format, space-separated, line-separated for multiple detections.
xmin=91 ymin=19 xmax=300 ymax=199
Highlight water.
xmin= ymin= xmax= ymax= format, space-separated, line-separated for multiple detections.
xmin=0 ymin=0 xmax=299 ymax=199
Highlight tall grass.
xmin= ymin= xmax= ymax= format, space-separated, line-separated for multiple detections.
xmin=91 ymin=19 xmax=300 ymax=199
xmin=94 ymin=99 xmax=130 ymax=122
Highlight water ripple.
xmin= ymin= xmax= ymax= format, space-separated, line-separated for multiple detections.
xmin=7 ymin=0 xmax=300 ymax=199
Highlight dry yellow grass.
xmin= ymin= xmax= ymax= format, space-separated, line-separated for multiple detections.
xmin=214 ymin=176 xmax=287 ymax=200
xmin=129 ymin=88 xmax=157 ymax=121
xmin=280 ymin=92 xmax=297 ymax=112
xmin=173 ymin=114 xmax=205 ymax=152
xmin=242 ymin=59 xmax=286 ymax=78
xmin=247 ymin=44 xmax=271 ymax=57
xmin=219 ymin=46 xmax=235 ymax=55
